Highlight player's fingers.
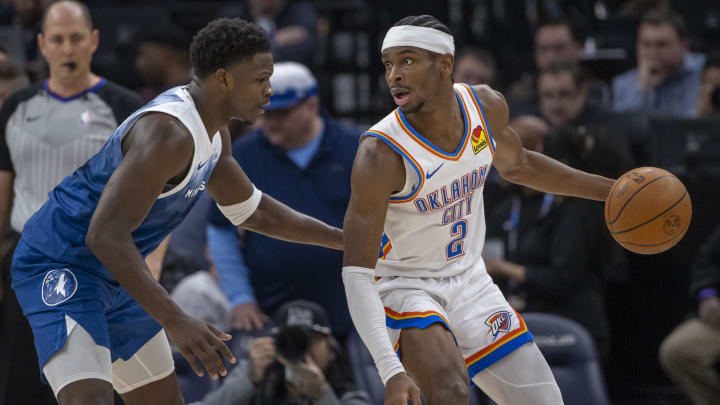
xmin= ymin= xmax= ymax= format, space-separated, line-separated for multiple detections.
xmin=207 ymin=322 xmax=232 ymax=341
xmin=410 ymin=388 xmax=422 ymax=405
xmin=198 ymin=346 xmax=225 ymax=378
xmin=183 ymin=349 xmax=204 ymax=377
xmin=210 ymin=334 xmax=237 ymax=365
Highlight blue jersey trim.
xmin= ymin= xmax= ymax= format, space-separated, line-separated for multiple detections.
xmin=43 ymin=78 xmax=108 ymax=102
xmin=466 ymin=331 xmax=534 ymax=380
xmin=395 ymin=89 xmax=469 ymax=158
xmin=464 ymin=84 xmax=496 ymax=150
xmin=363 ymin=131 xmax=423 ymax=202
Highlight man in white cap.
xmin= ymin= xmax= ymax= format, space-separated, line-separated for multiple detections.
xmin=341 ymin=14 xmax=616 ymax=405
xmin=207 ymin=62 xmax=360 ymax=338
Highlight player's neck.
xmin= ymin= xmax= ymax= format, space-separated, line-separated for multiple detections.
xmin=187 ymin=80 xmax=225 ymax=138
xmin=404 ymin=84 xmax=463 ymax=148
xmin=47 ymin=72 xmax=100 ymax=98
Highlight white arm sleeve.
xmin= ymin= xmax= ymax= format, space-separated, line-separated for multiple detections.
xmin=342 ymin=266 xmax=405 ymax=384
xmin=216 ymin=184 xmax=262 ymax=225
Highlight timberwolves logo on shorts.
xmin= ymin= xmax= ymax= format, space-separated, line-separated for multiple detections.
xmin=485 ymin=311 xmax=512 ymax=341
xmin=42 ymin=269 xmax=78 ymax=306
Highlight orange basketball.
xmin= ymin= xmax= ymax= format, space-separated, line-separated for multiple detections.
xmin=604 ymin=167 xmax=692 ymax=255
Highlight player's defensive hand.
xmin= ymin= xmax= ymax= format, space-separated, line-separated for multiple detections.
xmin=699 ymin=296 xmax=720 ymax=330
xmin=385 ymin=372 xmax=422 ymax=405
xmin=165 ymin=314 xmax=237 ymax=379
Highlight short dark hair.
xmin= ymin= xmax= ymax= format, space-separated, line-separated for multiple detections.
xmin=536 ymin=17 xmax=585 ymax=44
xmin=392 ymin=15 xmax=452 ymax=36
xmin=640 ymin=9 xmax=688 ymax=39
xmin=41 ymin=0 xmax=93 ymax=32
xmin=190 ymin=18 xmax=271 ymax=79
xmin=538 ymin=62 xmax=586 ymax=88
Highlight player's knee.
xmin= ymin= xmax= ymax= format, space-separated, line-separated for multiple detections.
xmin=424 ymin=376 xmax=469 ymax=405
xmin=57 ymin=388 xmax=114 ymax=405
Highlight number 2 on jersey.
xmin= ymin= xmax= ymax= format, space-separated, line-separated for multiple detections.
xmin=446 ymin=219 xmax=468 ymax=260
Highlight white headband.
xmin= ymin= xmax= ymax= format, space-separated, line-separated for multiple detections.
xmin=381 ymin=25 xmax=455 ymax=56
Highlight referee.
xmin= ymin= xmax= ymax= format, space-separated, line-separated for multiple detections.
xmin=0 ymin=2 xmax=141 ymax=404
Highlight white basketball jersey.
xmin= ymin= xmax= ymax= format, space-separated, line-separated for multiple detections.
xmin=366 ymin=83 xmax=496 ymax=278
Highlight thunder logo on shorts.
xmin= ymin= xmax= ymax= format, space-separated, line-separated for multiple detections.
xmin=485 ymin=311 xmax=512 ymax=341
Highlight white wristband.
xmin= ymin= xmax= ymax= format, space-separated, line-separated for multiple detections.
xmin=342 ymin=266 xmax=405 ymax=384
xmin=217 ymin=185 xmax=262 ymax=225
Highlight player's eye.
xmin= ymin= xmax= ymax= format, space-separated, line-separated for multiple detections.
xmin=403 ymin=58 xmax=413 ymax=66
xmin=383 ymin=61 xmax=391 ymax=69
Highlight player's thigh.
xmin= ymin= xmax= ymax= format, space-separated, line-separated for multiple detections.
xmin=400 ymin=324 xmax=470 ymax=402
xmin=43 ymin=317 xmax=115 ymax=404
xmin=472 ymin=342 xmax=562 ymax=405
xmin=112 ymin=329 xmax=180 ymax=404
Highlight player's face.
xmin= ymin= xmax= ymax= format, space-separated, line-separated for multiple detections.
xmin=38 ymin=6 xmax=98 ymax=83
xmin=382 ymin=47 xmax=445 ymax=114
xmin=226 ymin=52 xmax=274 ymax=123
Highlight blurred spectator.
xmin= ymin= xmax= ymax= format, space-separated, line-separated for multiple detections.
xmin=508 ymin=17 xmax=585 ymax=113
xmin=0 ymin=60 xmax=29 ymax=107
xmin=697 ymin=52 xmax=720 ymax=118
xmin=193 ymin=300 xmax=372 ymax=405
xmin=171 ymin=269 xmax=231 ymax=334
xmin=659 ymin=223 xmax=720 ymax=405
xmin=0 ymin=45 xmax=7 ymax=62
xmin=134 ymin=24 xmax=192 ymax=103
xmin=206 ymin=62 xmax=359 ymax=338
xmin=0 ymin=0 xmax=53 ymax=81
xmin=612 ymin=9 xmax=705 ymax=117
xmin=0 ymin=2 xmax=141 ymax=403
xmin=484 ymin=126 xmax=612 ymax=357
xmin=220 ymin=0 xmax=318 ymax=66
xmin=452 ymin=46 xmax=497 ymax=87
xmin=538 ymin=63 xmax=634 ymax=175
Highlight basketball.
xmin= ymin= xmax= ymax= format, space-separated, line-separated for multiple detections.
xmin=604 ymin=167 xmax=692 ymax=255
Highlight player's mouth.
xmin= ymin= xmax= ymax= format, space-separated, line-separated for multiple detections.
xmin=391 ymin=87 xmax=410 ymax=106
xmin=61 ymin=61 xmax=77 ymax=71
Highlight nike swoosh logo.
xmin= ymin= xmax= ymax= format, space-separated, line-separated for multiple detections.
xmin=426 ymin=163 xmax=444 ymax=179
xmin=26 ymin=116 xmax=41 ymax=122
xmin=197 ymin=160 xmax=208 ymax=171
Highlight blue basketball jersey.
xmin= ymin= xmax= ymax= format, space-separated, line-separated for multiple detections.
xmin=18 ymin=86 xmax=222 ymax=280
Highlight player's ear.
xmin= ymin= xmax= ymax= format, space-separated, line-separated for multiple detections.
xmin=438 ymin=53 xmax=454 ymax=79
xmin=215 ymin=68 xmax=234 ymax=91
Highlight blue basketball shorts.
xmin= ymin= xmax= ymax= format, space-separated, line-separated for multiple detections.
xmin=10 ymin=238 xmax=163 ymax=378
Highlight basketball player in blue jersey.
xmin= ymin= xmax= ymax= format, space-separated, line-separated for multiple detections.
xmin=341 ymin=15 xmax=616 ymax=405
xmin=10 ymin=18 xmax=342 ymax=405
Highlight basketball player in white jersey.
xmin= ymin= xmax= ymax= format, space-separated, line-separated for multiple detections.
xmin=341 ymin=15 xmax=615 ymax=405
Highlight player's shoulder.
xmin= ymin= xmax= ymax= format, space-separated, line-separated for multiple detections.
xmin=469 ymin=84 xmax=509 ymax=131
xmin=129 ymin=111 xmax=194 ymax=155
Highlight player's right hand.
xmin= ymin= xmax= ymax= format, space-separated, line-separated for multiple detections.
xmin=385 ymin=372 xmax=422 ymax=405
xmin=165 ymin=314 xmax=237 ymax=379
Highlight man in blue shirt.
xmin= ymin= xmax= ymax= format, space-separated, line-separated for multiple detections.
xmin=612 ymin=9 xmax=705 ymax=117
xmin=207 ymin=62 xmax=360 ymax=337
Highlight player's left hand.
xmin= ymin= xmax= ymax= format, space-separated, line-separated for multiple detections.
xmin=699 ymin=296 xmax=720 ymax=330
xmin=165 ymin=314 xmax=237 ymax=379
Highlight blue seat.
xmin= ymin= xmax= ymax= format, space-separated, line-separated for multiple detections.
xmin=522 ymin=312 xmax=611 ymax=405
xmin=345 ymin=330 xmax=483 ymax=405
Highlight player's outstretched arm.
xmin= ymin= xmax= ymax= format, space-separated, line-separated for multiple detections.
xmin=475 ymin=85 xmax=615 ymax=201
xmin=342 ymin=137 xmax=421 ymax=405
xmin=207 ymin=128 xmax=342 ymax=250
xmin=86 ymin=113 xmax=236 ymax=379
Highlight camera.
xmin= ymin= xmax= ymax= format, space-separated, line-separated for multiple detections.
xmin=274 ymin=326 xmax=312 ymax=363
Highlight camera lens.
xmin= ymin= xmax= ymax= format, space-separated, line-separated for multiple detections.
xmin=274 ymin=327 xmax=311 ymax=363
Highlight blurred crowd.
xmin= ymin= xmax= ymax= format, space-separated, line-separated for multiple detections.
xmin=1 ymin=0 xmax=720 ymax=404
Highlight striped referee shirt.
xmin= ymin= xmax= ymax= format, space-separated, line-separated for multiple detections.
xmin=0 ymin=78 xmax=142 ymax=233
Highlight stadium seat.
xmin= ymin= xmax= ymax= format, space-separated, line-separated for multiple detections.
xmin=345 ymin=330 xmax=484 ymax=405
xmin=522 ymin=312 xmax=611 ymax=405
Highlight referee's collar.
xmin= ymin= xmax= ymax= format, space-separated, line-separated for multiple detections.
xmin=43 ymin=78 xmax=107 ymax=102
